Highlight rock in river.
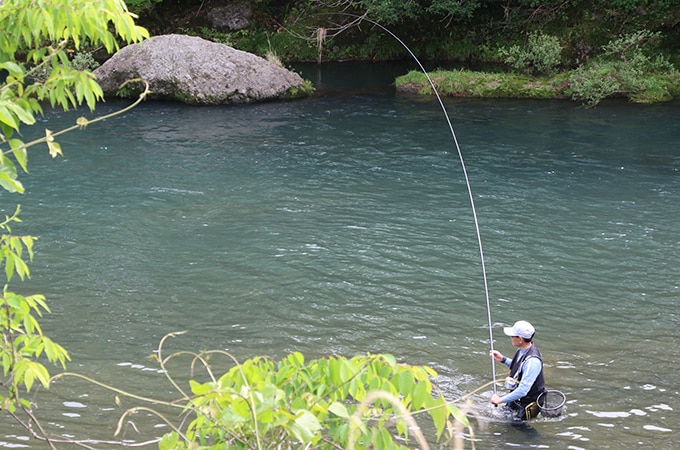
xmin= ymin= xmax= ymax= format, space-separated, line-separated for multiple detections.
xmin=94 ymin=34 xmax=310 ymax=105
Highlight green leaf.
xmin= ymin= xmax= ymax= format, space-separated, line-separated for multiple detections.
xmin=0 ymin=61 xmax=24 ymax=78
xmin=7 ymin=100 xmax=36 ymax=125
xmin=0 ymin=105 xmax=19 ymax=130
xmin=3 ymin=244 xmax=16 ymax=280
xmin=5 ymin=291 xmax=23 ymax=310
xmin=22 ymin=312 xmax=42 ymax=335
xmin=286 ymin=351 xmax=304 ymax=367
xmin=348 ymin=378 xmax=366 ymax=400
xmin=412 ymin=379 xmax=428 ymax=410
xmin=232 ymin=396 xmax=252 ymax=419
xmin=381 ymin=353 xmax=397 ymax=366
xmin=158 ymin=432 xmax=180 ymax=450
xmin=13 ymin=256 xmax=29 ymax=280
xmin=430 ymin=396 xmax=448 ymax=439
xmin=397 ymin=371 xmax=415 ymax=397
xmin=2 ymin=354 xmax=13 ymax=377
xmin=339 ymin=359 xmax=354 ymax=383
xmin=448 ymin=402 xmax=470 ymax=428
xmin=25 ymin=360 xmax=51 ymax=390
xmin=423 ymin=365 xmax=438 ymax=379
xmin=9 ymin=139 xmax=29 ymax=172
xmin=328 ymin=401 xmax=350 ymax=418
xmin=43 ymin=337 xmax=70 ymax=366
xmin=328 ymin=357 xmax=342 ymax=386
xmin=21 ymin=235 xmax=35 ymax=260
xmin=189 ymin=379 xmax=213 ymax=396
xmin=291 ymin=409 xmax=321 ymax=443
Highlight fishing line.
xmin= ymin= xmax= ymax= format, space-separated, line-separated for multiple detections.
xmin=319 ymin=14 xmax=497 ymax=392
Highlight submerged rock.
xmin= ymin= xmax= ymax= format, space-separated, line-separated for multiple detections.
xmin=94 ymin=34 xmax=310 ymax=105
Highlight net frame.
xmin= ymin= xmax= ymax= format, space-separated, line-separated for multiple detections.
xmin=537 ymin=390 xmax=566 ymax=417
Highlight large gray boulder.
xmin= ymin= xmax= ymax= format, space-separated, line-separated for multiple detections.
xmin=94 ymin=34 xmax=310 ymax=105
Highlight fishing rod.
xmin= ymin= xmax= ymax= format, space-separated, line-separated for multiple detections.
xmin=320 ymin=14 xmax=498 ymax=393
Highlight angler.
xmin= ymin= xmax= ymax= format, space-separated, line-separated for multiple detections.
xmin=490 ymin=320 xmax=546 ymax=420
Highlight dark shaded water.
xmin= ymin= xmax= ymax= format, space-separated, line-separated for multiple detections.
xmin=1 ymin=62 xmax=678 ymax=448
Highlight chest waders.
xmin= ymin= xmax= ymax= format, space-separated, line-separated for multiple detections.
xmin=507 ymin=344 xmax=546 ymax=420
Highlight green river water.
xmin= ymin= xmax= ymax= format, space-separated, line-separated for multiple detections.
xmin=1 ymin=62 xmax=678 ymax=448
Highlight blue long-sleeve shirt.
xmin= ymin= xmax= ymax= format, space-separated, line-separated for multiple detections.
xmin=500 ymin=348 xmax=543 ymax=404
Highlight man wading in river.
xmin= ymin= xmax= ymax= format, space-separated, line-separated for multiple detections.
xmin=490 ymin=320 xmax=546 ymax=420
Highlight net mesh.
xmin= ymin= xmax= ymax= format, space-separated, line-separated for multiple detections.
xmin=537 ymin=390 xmax=565 ymax=417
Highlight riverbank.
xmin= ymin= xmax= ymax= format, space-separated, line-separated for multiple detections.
xmin=179 ymin=23 xmax=680 ymax=107
xmin=395 ymin=67 xmax=680 ymax=107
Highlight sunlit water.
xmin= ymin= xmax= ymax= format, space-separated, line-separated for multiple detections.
xmin=1 ymin=62 xmax=678 ymax=448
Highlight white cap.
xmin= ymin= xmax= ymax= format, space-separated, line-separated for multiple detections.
xmin=503 ymin=320 xmax=535 ymax=339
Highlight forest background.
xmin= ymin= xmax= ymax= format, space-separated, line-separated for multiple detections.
xmin=119 ymin=0 xmax=680 ymax=105
xmin=125 ymin=0 xmax=680 ymax=67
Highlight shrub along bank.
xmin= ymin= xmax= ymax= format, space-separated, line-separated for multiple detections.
xmin=396 ymin=31 xmax=680 ymax=106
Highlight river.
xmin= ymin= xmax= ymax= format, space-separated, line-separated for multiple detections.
xmin=1 ymin=62 xmax=678 ymax=448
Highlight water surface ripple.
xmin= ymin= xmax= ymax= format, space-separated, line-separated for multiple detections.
xmin=2 ymin=64 xmax=678 ymax=448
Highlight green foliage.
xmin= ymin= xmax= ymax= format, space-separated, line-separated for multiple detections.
xmin=425 ymin=0 xmax=481 ymax=22
xmin=122 ymin=0 xmax=163 ymax=15
xmin=396 ymin=69 xmax=566 ymax=100
xmin=194 ymin=27 xmax=234 ymax=46
xmin=0 ymin=206 xmax=71 ymax=411
xmin=498 ymin=32 xmax=563 ymax=76
xmin=229 ymin=27 xmax=320 ymax=62
xmin=173 ymin=0 xmax=680 ymax=65
xmin=396 ymin=28 xmax=680 ymax=106
xmin=0 ymin=0 xmax=148 ymax=432
xmin=609 ymin=0 xmax=648 ymax=13
xmin=353 ymin=0 xmax=482 ymax=25
xmin=71 ymin=51 xmax=100 ymax=72
xmin=355 ymin=0 xmax=420 ymax=25
xmin=153 ymin=343 xmax=469 ymax=449
xmin=0 ymin=0 xmax=148 ymax=193
xmin=29 ymin=51 xmax=101 ymax=83
xmin=284 ymin=80 xmax=315 ymax=98
xmin=1 ymin=0 xmax=149 ymax=150
xmin=568 ymin=30 xmax=678 ymax=106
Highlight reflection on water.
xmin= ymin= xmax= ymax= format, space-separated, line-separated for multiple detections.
xmin=2 ymin=63 xmax=679 ymax=448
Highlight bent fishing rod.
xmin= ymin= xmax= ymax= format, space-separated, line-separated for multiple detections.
xmin=316 ymin=14 xmax=498 ymax=392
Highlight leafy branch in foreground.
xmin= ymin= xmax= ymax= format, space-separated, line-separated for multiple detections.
xmin=1 ymin=0 xmax=149 ymax=445
xmin=1 ymin=205 xmax=70 ymax=406
xmin=1 ymin=0 xmax=149 ymax=193
xmin=47 ymin=330 xmax=480 ymax=448
xmin=147 ymin=332 xmax=473 ymax=449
